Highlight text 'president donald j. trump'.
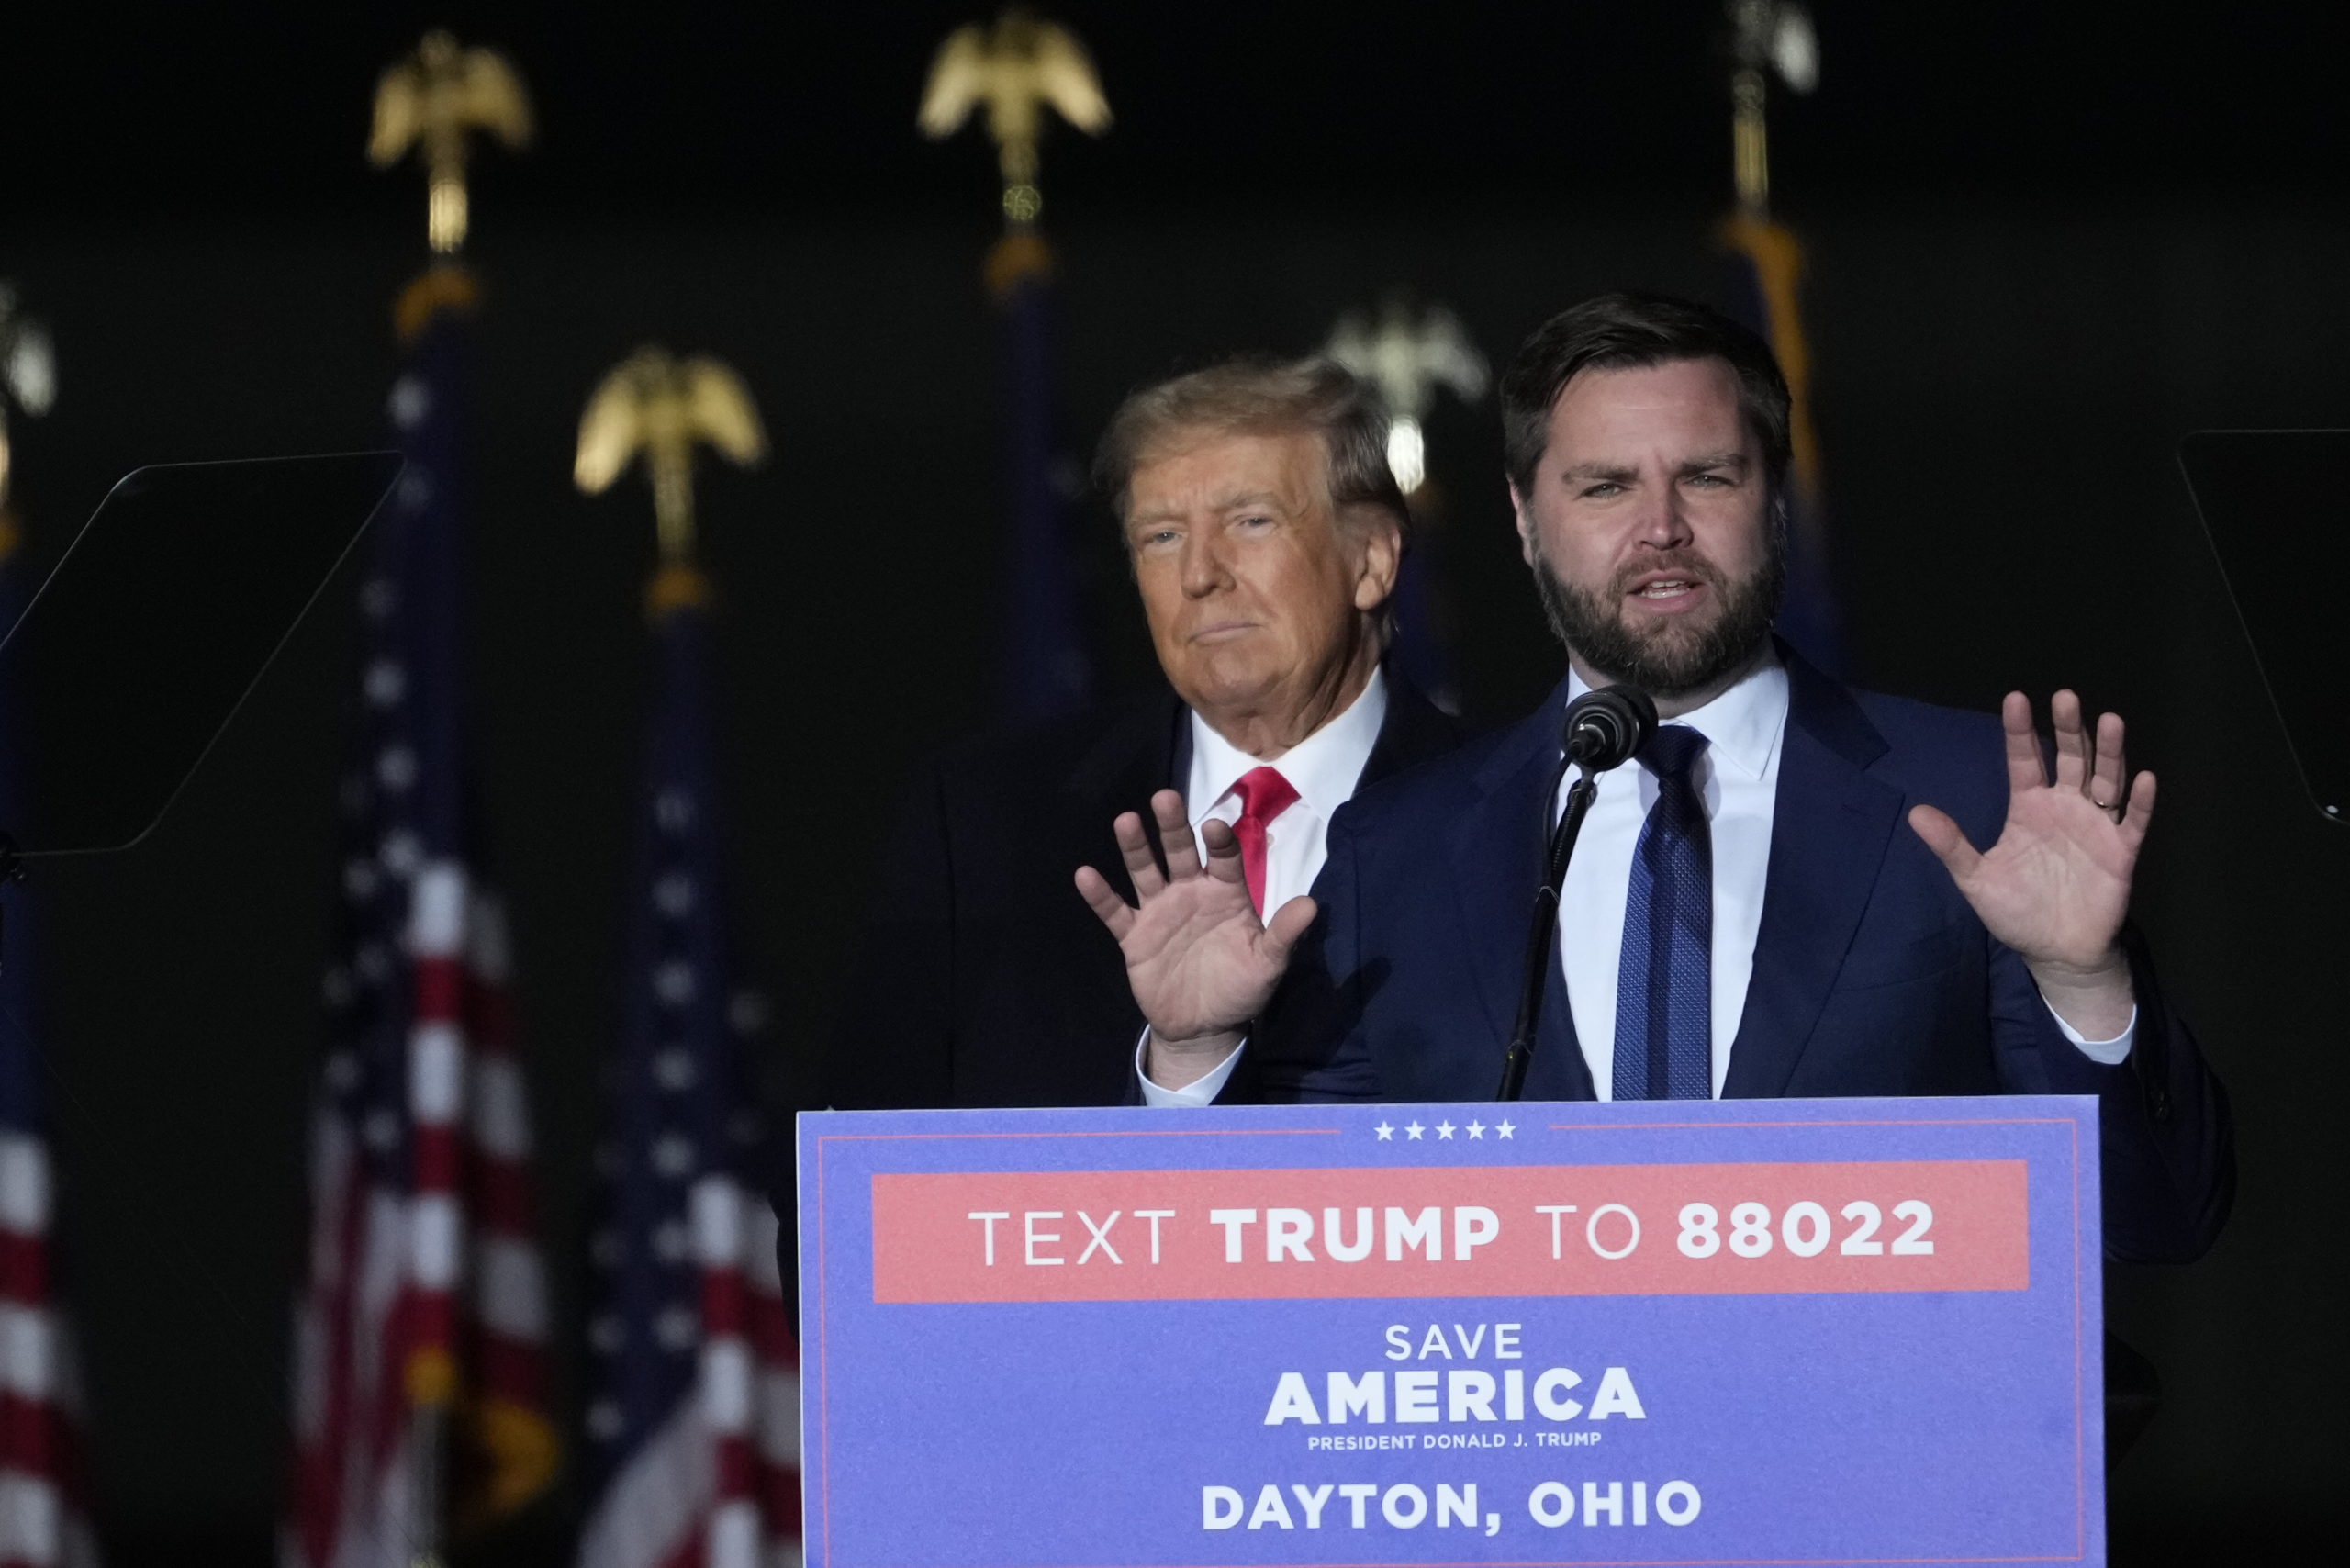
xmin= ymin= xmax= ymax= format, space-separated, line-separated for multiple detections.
xmin=1079 ymin=292 xmax=2231 ymax=1263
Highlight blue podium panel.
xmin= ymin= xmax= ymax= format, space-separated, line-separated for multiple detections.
xmin=800 ymin=1095 xmax=2103 ymax=1567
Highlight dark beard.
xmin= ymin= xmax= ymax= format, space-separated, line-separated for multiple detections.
xmin=1531 ymin=533 xmax=1785 ymax=700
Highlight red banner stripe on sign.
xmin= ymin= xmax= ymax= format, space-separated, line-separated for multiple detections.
xmin=870 ymin=1160 xmax=2028 ymax=1302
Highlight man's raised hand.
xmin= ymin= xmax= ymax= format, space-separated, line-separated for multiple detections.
xmin=1907 ymin=690 xmax=2152 ymax=1039
xmin=1075 ymin=790 xmax=1315 ymax=1088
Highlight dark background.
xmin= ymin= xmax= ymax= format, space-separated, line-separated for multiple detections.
xmin=1 ymin=1 xmax=2344 ymax=1561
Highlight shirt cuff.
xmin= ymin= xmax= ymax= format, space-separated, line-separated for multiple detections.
xmin=1135 ymin=1028 xmax=1247 ymax=1107
xmin=2044 ymin=999 xmax=2136 ymax=1065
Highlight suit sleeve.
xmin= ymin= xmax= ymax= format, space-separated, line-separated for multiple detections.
xmin=823 ymin=763 xmax=958 ymax=1110
xmin=1986 ymin=924 xmax=2234 ymax=1263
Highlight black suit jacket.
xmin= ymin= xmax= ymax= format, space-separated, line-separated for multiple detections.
xmin=825 ymin=670 xmax=1463 ymax=1109
xmin=1239 ymin=650 xmax=2233 ymax=1264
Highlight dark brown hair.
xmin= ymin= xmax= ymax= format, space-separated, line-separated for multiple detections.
xmin=1500 ymin=292 xmax=1792 ymax=499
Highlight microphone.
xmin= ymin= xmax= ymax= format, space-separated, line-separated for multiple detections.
xmin=1563 ymin=684 xmax=1657 ymax=770
xmin=1494 ymin=681 xmax=1658 ymax=1101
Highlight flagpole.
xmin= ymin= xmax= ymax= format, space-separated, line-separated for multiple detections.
xmin=1325 ymin=297 xmax=1488 ymax=715
xmin=300 ymin=34 xmax=548 ymax=1568
xmin=572 ymin=353 xmax=802 ymax=1568
xmin=0 ymin=283 xmax=54 ymax=971
xmin=373 ymin=40 xmax=534 ymax=1560
xmin=1717 ymin=2 xmax=1840 ymax=670
xmin=920 ymin=10 xmax=1111 ymax=722
xmin=0 ymin=284 xmax=98 ymax=1568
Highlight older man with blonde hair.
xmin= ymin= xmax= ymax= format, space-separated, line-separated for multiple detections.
xmin=827 ymin=356 xmax=1461 ymax=1110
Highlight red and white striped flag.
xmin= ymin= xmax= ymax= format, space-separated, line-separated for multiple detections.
xmin=575 ymin=568 xmax=799 ymax=1568
xmin=0 ymin=1128 xmax=99 ymax=1568
xmin=283 ymin=269 xmax=558 ymax=1568
xmin=0 ymin=483 xmax=101 ymax=1568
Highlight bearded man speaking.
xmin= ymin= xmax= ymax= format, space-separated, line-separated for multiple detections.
xmin=1077 ymin=292 xmax=2232 ymax=1263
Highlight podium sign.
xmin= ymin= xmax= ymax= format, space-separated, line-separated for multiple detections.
xmin=799 ymin=1095 xmax=2103 ymax=1567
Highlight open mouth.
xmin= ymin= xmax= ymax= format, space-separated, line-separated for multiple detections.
xmin=1624 ymin=573 xmax=1708 ymax=608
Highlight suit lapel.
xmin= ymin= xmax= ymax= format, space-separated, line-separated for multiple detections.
xmin=1445 ymin=680 xmax=1572 ymax=1053
xmin=1063 ymin=690 xmax=1187 ymax=898
xmin=1721 ymin=652 xmax=1906 ymax=1098
xmin=1527 ymin=946 xmax=1596 ymax=1101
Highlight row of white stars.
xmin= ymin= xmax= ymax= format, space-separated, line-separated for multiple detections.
xmin=1374 ymin=1120 xmax=1513 ymax=1141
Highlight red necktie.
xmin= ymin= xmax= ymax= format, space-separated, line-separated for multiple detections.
xmin=1229 ymin=767 xmax=1300 ymax=916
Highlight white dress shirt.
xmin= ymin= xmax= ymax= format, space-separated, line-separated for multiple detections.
xmin=1140 ymin=653 xmax=2132 ymax=1105
xmin=1557 ymin=650 xmax=2133 ymax=1099
xmin=1136 ymin=669 xmax=1389 ymax=1106
xmin=1557 ymin=656 xmax=1786 ymax=1098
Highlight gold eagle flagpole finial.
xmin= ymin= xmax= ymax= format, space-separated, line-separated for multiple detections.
xmin=1325 ymin=298 xmax=1489 ymax=498
xmin=575 ymin=348 xmax=767 ymax=611
xmin=369 ymin=29 xmax=534 ymax=255
xmin=919 ymin=8 xmax=1111 ymax=234
xmin=1725 ymin=0 xmax=1818 ymax=219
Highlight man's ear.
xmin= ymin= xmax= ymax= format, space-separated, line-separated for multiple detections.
xmin=1350 ymin=511 xmax=1404 ymax=612
xmin=1508 ymin=481 xmax=1538 ymax=567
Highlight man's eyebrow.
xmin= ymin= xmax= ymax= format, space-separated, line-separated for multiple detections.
xmin=1125 ymin=489 xmax=1286 ymax=530
xmin=1207 ymin=488 xmax=1284 ymax=511
xmin=1558 ymin=454 xmax=1752 ymax=483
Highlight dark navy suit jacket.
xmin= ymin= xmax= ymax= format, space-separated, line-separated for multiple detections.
xmin=1238 ymin=649 xmax=2233 ymax=1264
xmin=826 ymin=668 xmax=1461 ymax=1109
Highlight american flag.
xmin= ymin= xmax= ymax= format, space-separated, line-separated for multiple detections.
xmin=0 ymin=503 xmax=100 ymax=1568
xmin=575 ymin=569 xmax=799 ymax=1568
xmin=284 ymin=267 xmax=558 ymax=1568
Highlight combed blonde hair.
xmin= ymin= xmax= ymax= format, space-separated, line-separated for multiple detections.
xmin=1092 ymin=356 xmax=1410 ymax=536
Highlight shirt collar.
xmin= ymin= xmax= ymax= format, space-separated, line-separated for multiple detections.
xmin=1188 ymin=666 xmax=1389 ymax=822
xmin=1564 ymin=644 xmax=1787 ymax=781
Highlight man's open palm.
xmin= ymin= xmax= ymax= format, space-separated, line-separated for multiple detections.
xmin=1908 ymin=690 xmax=2153 ymax=975
xmin=1076 ymin=790 xmax=1315 ymax=1049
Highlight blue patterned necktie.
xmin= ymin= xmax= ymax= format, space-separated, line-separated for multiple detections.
xmin=1611 ymin=725 xmax=1713 ymax=1100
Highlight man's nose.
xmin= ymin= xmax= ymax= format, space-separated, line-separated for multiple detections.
xmin=1631 ymin=483 xmax=1695 ymax=549
xmin=1180 ymin=531 xmax=1231 ymax=596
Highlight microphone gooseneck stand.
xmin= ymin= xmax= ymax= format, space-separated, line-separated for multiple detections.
xmin=1494 ymin=684 xmax=1657 ymax=1102
xmin=1494 ymin=763 xmax=1599 ymax=1101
